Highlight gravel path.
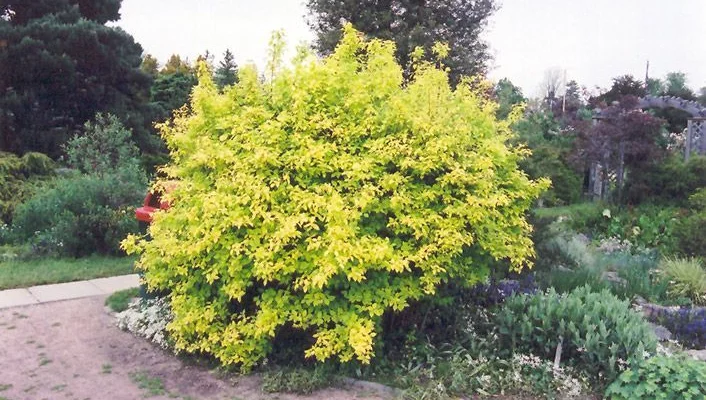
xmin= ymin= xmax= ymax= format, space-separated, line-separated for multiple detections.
xmin=0 ymin=296 xmax=387 ymax=400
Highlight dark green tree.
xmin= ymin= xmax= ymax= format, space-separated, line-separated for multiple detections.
xmin=652 ymin=72 xmax=697 ymax=133
xmin=306 ymin=0 xmax=497 ymax=84
xmin=561 ymin=80 xmax=586 ymax=115
xmin=149 ymin=55 xmax=196 ymax=123
xmin=150 ymin=73 xmax=197 ymax=122
xmin=664 ymin=71 xmax=695 ymax=99
xmin=0 ymin=0 xmax=154 ymax=156
xmin=592 ymin=75 xmax=646 ymax=107
xmin=647 ymin=77 xmax=665 ymax=96
xmin=493 ymin=78 xmax=524 ymax=120
xmin=1 ymin=0 xmax=120 ymax=25
xmin=214 ymin=49 xmax=238 ymax=89
xmin=513 ymin=111 xmax=583 ymax=206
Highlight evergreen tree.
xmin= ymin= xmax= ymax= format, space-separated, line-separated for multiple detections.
xmin=161 ymin=54 xmax=192 ymax=75
xmin=306 ymin=0 xmax=497 ymax=85
xmin=0 ymin=0 xmax=154 ymax=156
xmin=140 ymin=54 xmax=160 ymax=77
xmin=149 ymin=54 xmax=196 ymax=123
xmin=214 ymin=49 xmax=238 ymax=89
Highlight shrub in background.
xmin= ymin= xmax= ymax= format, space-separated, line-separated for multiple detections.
xmin=0 ymin=151 xmax=55 ymax=224
xmin=609 ymin=252 xmax=669 ymax=303
xmin=676 ymin=188 xmax=706 ymax=259
xmin=123 ymin=26 xmax=548 ymax=371
xmin=12 ymin=174 xmax=142 ymax=256
xmin=495 ymin=286 xmax=657 ymax=385
xmin=625 ymin=155 xmax=706 ymax=205
xmin=605 ymin=355 xmax=706 ymax=399
xmin=11 ymin=115 xmax=146 ymax=257
xmin=576 ymin=205 xmax=680 ymax=254
xmin=513 ymin=111 xmax=583 ymax=207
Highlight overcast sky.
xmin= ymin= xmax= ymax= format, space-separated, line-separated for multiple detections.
xmin=115 ymin=0 xmax=706 ymax=98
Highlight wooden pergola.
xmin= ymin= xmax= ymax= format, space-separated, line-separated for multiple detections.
xmin=588 ymin=96 xmax=706 ymax=200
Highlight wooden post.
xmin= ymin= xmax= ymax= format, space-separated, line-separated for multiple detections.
xmin=617 ymin=141 xmax=625 ymax=204
xmin=686 ymin=119 xmax=693 ymax=162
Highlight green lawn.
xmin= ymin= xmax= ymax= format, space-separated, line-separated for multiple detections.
xmin=532 ymin=202 xmax=606 ymax=220
xmin=0 ymin=256 xmax=136 ymax=290
xmin=105 ymin=287 xmax=140 ymax=312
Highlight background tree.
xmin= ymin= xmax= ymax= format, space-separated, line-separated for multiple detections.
xmin=560 ymin=80 xmax=587 ymax=115
xmin=161 ymin=54 xmax=193 ymax=75
xmin=214 ymin=49 xmax=238 ymax=89
xmin=663 ymin=71 xmax=695 ymax=99
xmin=150 ymin=54 xmax=197 ymax=123
xmin=646 ymin=77 xmax=665 ymax=96
xmin=0 ymin=0 xmax=154 ymax=156
xmin=493 ymin=78 xmax=524 ymax=120
xmin=592 ymin=75 xmax=646 ymax=107
xmin=196 ymin=49 xmax=215 ymax=76
xmin=652 ymin=71 xmax=697 ymax=133
xmin=306 ymin=0 xmax=497 ymax=84
xmin=1 ymin=0 xmax=121 ymax=25
xmin=140 ymin=54 xmax=160 ymax=77
xmin=513 ymin=110 xmax=583 ymax=206
xmin=540 ymin=68 xmax=564 ymax=111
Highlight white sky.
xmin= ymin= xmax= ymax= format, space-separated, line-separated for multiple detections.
xmin=115 ymin=0 xmax=706 ymax=98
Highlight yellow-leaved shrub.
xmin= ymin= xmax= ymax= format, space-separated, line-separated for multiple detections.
xmin=122 ymin=25 xmax=548 ymax=371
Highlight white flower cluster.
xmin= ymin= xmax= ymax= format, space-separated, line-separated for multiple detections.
xmin=511 ymin=353 xmax=586 ymax=398
xmin=116 ymin=297 xmax=173 ymax=349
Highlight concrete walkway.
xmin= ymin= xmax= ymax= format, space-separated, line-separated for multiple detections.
xmin=0 ymin=274 xmax=140 ymax=309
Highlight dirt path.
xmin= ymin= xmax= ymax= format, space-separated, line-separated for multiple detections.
xmin=0 ymin=296 xmax=388 ymax=400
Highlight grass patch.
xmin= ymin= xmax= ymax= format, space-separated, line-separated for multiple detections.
xmin=105 ymin=288 xmax=140 ymax=312
xmin=261 ymin=366 xmax=338 ymax=394
xmin=0 ymin=255 xmax=135 ymax=289
xmin=532 ymin=202 xmax=603 ymax=220
xmin=129 ymin=370 xmax=167 ymax=398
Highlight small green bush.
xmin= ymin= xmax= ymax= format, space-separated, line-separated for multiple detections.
xmin=676 ymin=188 xmax=706 ymax=259
xmin=495 ymin=286 xmax=657 ymax=385
xmin=611 ymin=253 xmax=669 ymax=303
xmin=513 ymin=111 xmax=583 ymax=207
xmin=12 ymin=173 xmax=143 ymax=257
xmin=20 ymin=152 xmax=56 ymax=176
xmin=582 ymin=206 xmax=680 ymax=254
xmin=11 ymin=114 xmax=147 ymax=257
xmin=605 ymin=356 xmax=706 ymax=399
xmin=0 ymin=151 xmax=55 ymax=224
xmin=64 ymin=113 xmax=144 ymax=177
xmin=660 ymin=257 xmax=706 ymax=305
xmin=625 ymin=155 xmax=706 ymax=205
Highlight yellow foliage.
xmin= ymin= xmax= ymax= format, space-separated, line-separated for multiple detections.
xmin=123 ymin=25 xmax=548 ymax=371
